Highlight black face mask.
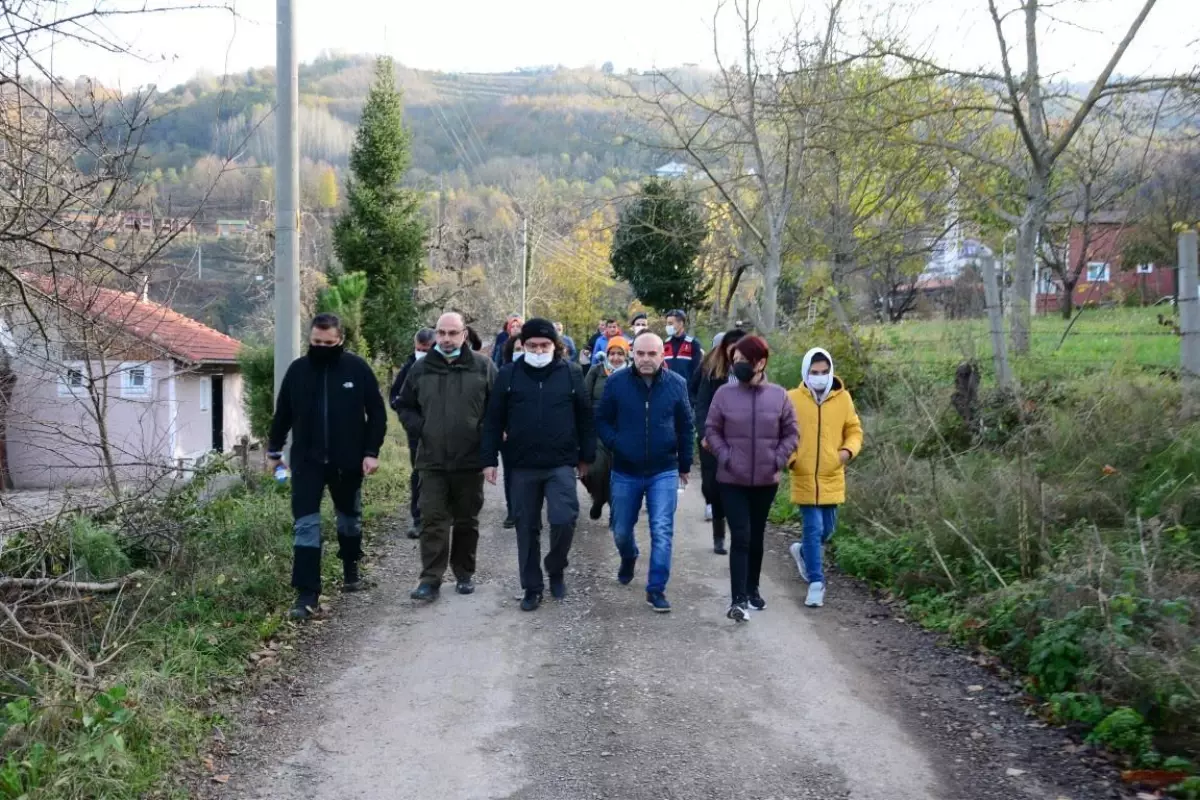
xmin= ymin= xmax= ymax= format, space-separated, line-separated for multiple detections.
xmin=732 ymin=362 xmax=756 ymax=383
xmin=307 ymin=343 xmax=344 ymax=367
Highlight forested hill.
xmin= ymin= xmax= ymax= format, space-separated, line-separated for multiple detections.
xmin=141 ymin=54 xmax=668 ymax=187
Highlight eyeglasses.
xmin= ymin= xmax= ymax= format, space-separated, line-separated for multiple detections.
xmin=437 ymin=329 xmax=463 ymax=337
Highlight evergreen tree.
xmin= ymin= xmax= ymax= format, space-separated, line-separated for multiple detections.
xmin=610 ymin=178 xmax=709 ymax=313
xmin=333 ymin=56 xmax=425 ymax=364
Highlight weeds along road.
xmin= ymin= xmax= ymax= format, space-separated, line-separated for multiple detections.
xmin=219 ymin=478 xmax=1133 ymax=800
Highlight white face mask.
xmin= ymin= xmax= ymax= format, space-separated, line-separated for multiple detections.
xmin=665 ymin=325 xmax=677 ymax=338
xmin=514 ymin=352 xmax=524 ymax=361
xmin=633 ymin=325 xmax=647 ymax=335
xmin=414 ymin=351 xmax=427 ymax=360
xmin=808 ymin=373 xmax=831 ymax=392
xmin=524 ymin=351 xmax=553 ymax=368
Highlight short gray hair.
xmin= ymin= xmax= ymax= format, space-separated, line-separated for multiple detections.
xmin=415 ymin=327 xmax=436 ymax=345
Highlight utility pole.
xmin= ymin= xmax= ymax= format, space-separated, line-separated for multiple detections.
xmin=520 ymin=215 xmax=529 ymax=319
xmin=1179 ymin=231 xmax=1200 ymax=417
xmin=197 ymin=244 xmax=202 ymax=281
xmin=980 ymin=254 xmax=1014 ymax=392
xmin=273 ymin=0 xmax=301 ymax=400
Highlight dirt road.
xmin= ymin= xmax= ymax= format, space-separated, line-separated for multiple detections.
xmin=219 ymin=479 xmax=1132 ymax=800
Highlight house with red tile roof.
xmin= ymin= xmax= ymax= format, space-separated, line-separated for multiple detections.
xmin=0 ymin=273 xmax=250 ymax=490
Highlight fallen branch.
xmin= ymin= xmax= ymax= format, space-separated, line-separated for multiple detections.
xmin=0 ymin=570 xmax=145 ymax=593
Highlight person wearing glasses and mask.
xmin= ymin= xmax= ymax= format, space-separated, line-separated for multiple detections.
xmin=396 ymin=312 xmax=498 ymax=602
xmin=268 ymin=313 xmax=387 ymax=620
xmin=481 ymin=319 xmax=596 ymax=611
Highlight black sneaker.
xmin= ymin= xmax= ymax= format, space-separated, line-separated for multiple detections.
xmin=342 ymin=562 xmax=363 ymax=592
xmin=727 ymin=601 xmax=750 ymax=622
xmin=713 ymin=539 xmax=727 ymax=555
xmin=456 ymin=578 xmax=475 ymax=595
xmin=409 ymin=583 xmax=440 ymax=602
xmin=589 ymin=501 xmax=603 ymax=521
xmin=406 ymin=522 xmax=420 ymax=540
xmin=646 ymin=591 xmax=671 ymax=613
xmin=503 ymin=517 xmax=517 ymax=529
xmin=549 ymin=575 xmax=566 ymax=599
xmin=288 ymin=592 xmax=319 ymax=620
xmin=520 ymin=591 xmax=542 ymax=612
xmin=617 ymin=558 xmax=637 ymax=585
xmin=748 ymin=592 xmax=766 ymax=611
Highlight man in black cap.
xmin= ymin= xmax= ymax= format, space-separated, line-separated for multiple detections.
xmin=482 ymin=318 xmax=596 ymax=612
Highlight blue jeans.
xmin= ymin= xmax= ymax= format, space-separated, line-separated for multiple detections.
xmin=611 ymin=469 xmax=679 ymax=593
xmin=799 ymin=505 xmax=839 ymax=584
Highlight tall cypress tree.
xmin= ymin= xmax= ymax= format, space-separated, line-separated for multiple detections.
xmin=333 ymin=56 xmax=425 ymax=364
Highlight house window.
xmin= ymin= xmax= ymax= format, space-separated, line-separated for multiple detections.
xmin=1136 ymin=263 xmax=1154 ymax=274
xmin=58 ymin=362 xmax=88 ymax=396
xmin=1086 ymin=262 xmax=1110 ymax=283
xmin=200 ymin=376 xmax=211 ymax=411
xmin=121 ymin=363 xmax=152 ymax=397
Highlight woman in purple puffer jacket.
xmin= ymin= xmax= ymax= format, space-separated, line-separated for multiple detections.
xmin=704 ymin=336 xmax=799 ymax=622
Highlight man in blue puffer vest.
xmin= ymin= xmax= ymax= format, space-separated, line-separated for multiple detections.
xmin=595 ymin=332 xmax=694 ymax=613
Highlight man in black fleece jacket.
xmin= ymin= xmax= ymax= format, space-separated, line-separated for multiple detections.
xmin=481 ymin=318 xmax=596 ymax=611
xmin=389 ymin=327 xmax=436 ymax=539
xmin=268 ymin=313 xmax=387 ymax=620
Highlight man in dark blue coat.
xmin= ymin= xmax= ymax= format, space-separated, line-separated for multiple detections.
xmin=482 ymin=318 xmax=596 ymax=612
xmin=595 ymin=332 xmax=694 ymax=613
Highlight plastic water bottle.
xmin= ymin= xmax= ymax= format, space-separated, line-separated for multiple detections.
xmin=274 ymin=464 xmax=289 ymax=484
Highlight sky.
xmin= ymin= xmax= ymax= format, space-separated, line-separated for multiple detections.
xmin=25 ymin=0 xmax=1200 ymax=90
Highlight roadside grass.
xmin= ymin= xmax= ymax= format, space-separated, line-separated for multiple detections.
xmin=0 ymin=428 xmax=409 ymax=798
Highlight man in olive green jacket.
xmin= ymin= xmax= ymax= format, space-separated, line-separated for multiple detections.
xmin=396 ymin=312 xmax=497 ymax=601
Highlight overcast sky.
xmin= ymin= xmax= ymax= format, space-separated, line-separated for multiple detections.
xmin=32 ymin=0 xmax=1200 ymax=89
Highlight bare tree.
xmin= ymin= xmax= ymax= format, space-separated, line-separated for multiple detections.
xmin=884 ymin=0 xmax=1196 ymax=352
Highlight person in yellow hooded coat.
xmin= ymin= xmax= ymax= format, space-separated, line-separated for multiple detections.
xmin=785 ymin=347 xmax=863 ymax=608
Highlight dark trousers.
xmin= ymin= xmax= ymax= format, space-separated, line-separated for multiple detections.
xmin=720 ymin=483 xmax=778 ymax=603
xmin=418 ymin=469 xmax=485 ymax=586
xmin=512 ymin=466 xmax=579 ymax=593
xmin=290 ymin=464 xmax=364 ymax=595
xmin=502 ymin=453 xmax=514 ymax=518
xmin=699 ymin=446 xmax=725 ymax=525
xmin=407 ymin=434 xmax=421 ymax=525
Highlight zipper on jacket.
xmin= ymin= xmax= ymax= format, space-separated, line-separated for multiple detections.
xmin=750 ymin=386 xmax=758 ymax=486
xmin=322 ymin=368 xmax=330 ymax=464
xmin=644 ymin=378 xmax=652 ymax=476
xmin=814 ymin=400 xmax=822 ymax=504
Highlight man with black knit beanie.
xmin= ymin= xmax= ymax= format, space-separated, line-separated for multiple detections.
xmin=482 ymin=318 xmax=596 ymax=611
xmin=268 ymin=313 xmax=387 ymax=620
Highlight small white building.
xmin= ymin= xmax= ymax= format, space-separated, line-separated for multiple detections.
xmin=0 ymin=274 xmax=249 ymax=490
xmin=654 ymin=160 xmax=692 ymax=180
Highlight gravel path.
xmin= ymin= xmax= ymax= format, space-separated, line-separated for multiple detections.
xmin=213 ymin=478 xmax=1134 ymax=800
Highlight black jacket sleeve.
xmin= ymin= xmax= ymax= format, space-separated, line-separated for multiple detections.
xmin=480 ymin=365 xmax=510 ymax=469
xmin=390 ymin=357 xmax=414 ymax=411
xmin=572 ymin=365 xmax=597 ymax=464
xmin=361 ymin=361 xmax=387 ymax=458
xmin=395 ymin=360 xmax=425 ymax=439
xmin=267 ymin=362 xmax=295 ymax=454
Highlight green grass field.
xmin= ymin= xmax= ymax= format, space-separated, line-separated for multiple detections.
xmin=870 ymin=307 xmax=1179 ymax=374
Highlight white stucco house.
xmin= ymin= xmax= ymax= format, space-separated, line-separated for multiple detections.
xmin=0 ymin=273 xmax=249 ymax=490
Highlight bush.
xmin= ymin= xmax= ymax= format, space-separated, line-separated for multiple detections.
xmin=239 ymin=343 xmax=275 ymax=442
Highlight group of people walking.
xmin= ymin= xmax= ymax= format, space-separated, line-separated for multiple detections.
xmin=267 ymin=308 xmax=862 ymax=623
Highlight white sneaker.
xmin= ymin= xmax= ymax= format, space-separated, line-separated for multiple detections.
xmin=726 ymin=602 xmax=750 ymax=622
xmin=789 ymin=542 xmax=809 ymax=582
xmin=704 ymin=504 xmax=713 ymax=521
xmin=805 ymin=581 xmax=826 ymax=608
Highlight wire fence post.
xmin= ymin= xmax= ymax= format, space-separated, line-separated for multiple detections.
xmin=1179 ymin=230 xmax=1200 ymax=417
xmin=980 ymin=254 xmax=1014 ymax=391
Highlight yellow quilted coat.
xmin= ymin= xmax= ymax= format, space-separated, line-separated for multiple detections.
xmin=786 ymin=378 xmax=864 ymax=505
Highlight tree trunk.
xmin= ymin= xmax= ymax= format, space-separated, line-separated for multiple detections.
xmin=1012 ymin=204 xmax=1046 ymax=355
xmin=1060 ymin=282 xmax=1075 ymax=319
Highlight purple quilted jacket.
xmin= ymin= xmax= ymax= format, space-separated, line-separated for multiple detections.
xmin=704 ymin=381 xmax=799 ymax=487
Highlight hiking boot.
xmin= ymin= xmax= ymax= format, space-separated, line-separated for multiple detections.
xmin=342 ymin=561 xmax=364 ymax=593
xmin=805 ymin=581 xmax=826 ymax=608
xmin=549 ymin=574 xmax=566 ymax=599
xmin=288 ymin=592 xmax=319 ymax=620
xmin=646 ymin=591 xmax=671 ymax=613
xmin=406 ymin=522 xmax=420 ymax=540
xmin=589 ymin=501 xmax=603 ymax=521
xmin=704 ymin=504 xmax=713 ymax=522
xmin=789 ymin=541 xmax=809 ymax=582
xmin=713 ymin=538 xmax=727 ymax=555
xmin=520 ymin=591 xmax=542 ymax=612
xmin=727 ymin=601 xmax=750 ymax=623
xmin=456 ymin=578 xmax=476 ymax=595
xmin=617 ymin=558 xmax=637 ymax=585
xmin=748 ymin=592 xmax=766 ymax=611
xmin=503 ymin=517 xmax=517 ymax=529
xmin=712 ymin=518 xmax=727 ymax=555
xmin=410 ymin=583 xmax=440 ymax=602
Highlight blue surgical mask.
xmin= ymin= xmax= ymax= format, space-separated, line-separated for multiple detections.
xmin=665 ymin=324 xmax=677 ymax=338
xmin=439 ymin=345 xmax=461 ymax=359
